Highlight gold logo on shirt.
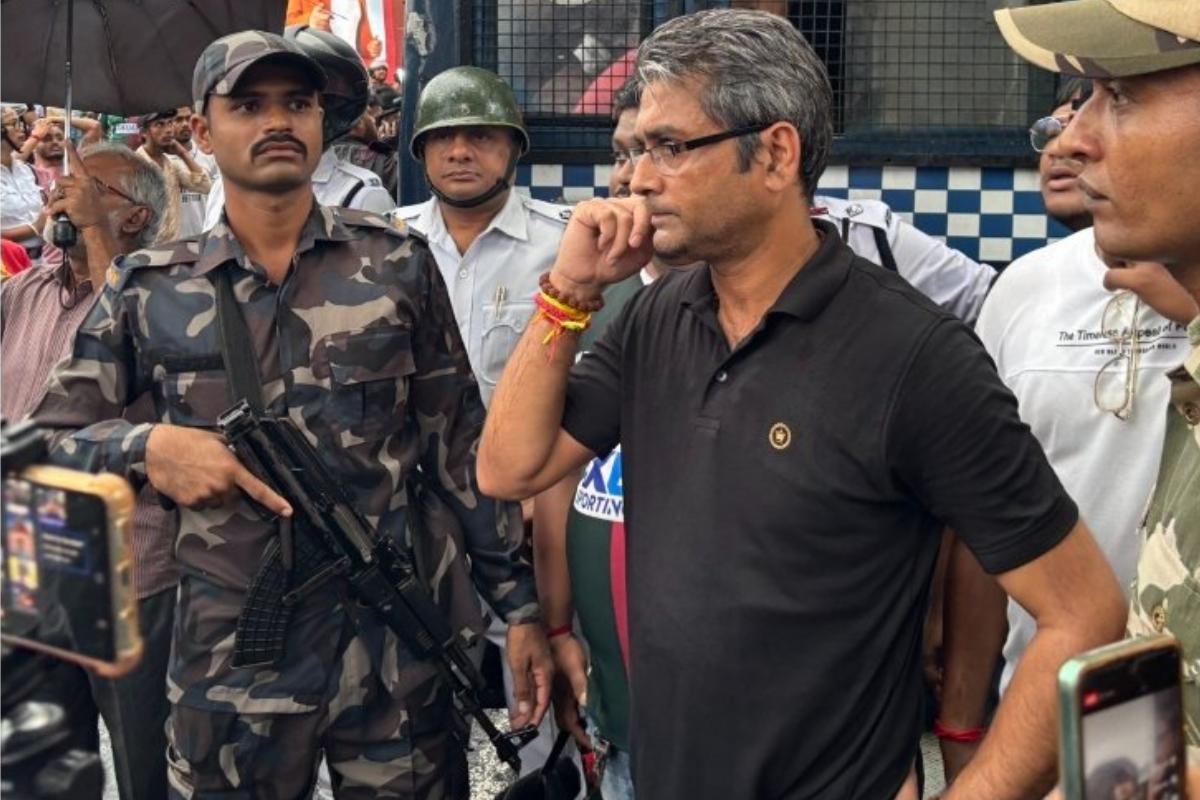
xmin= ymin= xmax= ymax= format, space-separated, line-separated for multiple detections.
xmin=769 ymin=422 xmax=792 ymax=450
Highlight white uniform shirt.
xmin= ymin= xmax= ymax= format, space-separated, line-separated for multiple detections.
xmin=813 ymin=195 xmax=996 ymax=325
xmin=202 ymin=149 xmax=395 ymax=230
xmin=394 ymin=190 xmax=570 ymax=406
xmin=975 ymin=226 xmax=1189 ymax=692
xmin=1 ymin=158 xmax=44 ymax=247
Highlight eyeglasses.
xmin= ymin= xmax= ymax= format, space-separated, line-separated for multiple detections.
xmin=612 ymin=149 xmax=636 ymax=169
xmin=3 ymin=118 xmax=30 ymax=134
xmin=92 ymin=177 xmax=140 ymax=206
xmin=1093 ymin=292 xmax=1142 ymax=421
xmin=625 ymin=122 xmax=774 ymax=175
xmin=1029 ymin=114 xmax=1074 ymax=153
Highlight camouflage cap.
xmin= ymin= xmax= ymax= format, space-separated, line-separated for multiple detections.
xmin=192 ymin=30 xmax=327 ymax=113
xmin=995 ymin=0 xmax=1200 ymax=78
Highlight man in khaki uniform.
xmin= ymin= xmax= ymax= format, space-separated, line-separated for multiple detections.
xmin=998 ymin=0 xmax=1200 ymax=760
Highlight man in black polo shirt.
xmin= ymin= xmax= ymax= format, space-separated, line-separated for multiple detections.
xmin=479 ymin=9 xmax=1127 ymax=799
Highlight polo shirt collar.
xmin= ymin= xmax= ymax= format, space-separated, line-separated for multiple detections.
xmin=679 ymin=219 xmax=851 ymax=323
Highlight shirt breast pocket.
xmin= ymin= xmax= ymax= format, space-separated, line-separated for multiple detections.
xmin=478 ymin=300 xmax=534 ymax=388
xmin=158 ymin=354 xmax=230 ymax=429
xmin=319 ymin=324 xmax=416 ymax=441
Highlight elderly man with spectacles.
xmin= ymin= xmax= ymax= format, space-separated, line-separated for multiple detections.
xmin=0 ymin=139 xmax=179 ymax=800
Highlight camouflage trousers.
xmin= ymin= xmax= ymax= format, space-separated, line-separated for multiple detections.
xmin=165 ymin=578 xmax=468 ymax=800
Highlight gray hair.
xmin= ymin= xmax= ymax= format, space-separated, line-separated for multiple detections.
xmin=79 ymin=141 xmax=168 ymax=249
xmin=636 ymin=9 xmax=834 ymax=200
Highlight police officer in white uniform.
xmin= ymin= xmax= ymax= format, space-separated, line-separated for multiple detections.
xmin=393 ymin=66 xmax=571 ymax=783
xmin=812 ymin=195 xmax=996 ymax=325
xmin=202 ymin=24 xmax=394 ymax=230
xmin=394 ymin=66 xmax=570 ymax=408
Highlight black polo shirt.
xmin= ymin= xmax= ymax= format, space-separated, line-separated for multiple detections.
xmin=561 ymin=221 xmax=1078 ymax=799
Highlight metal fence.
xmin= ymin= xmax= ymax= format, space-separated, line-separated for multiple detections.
xmin=470 ymin=0 xmax=1056 ymax=164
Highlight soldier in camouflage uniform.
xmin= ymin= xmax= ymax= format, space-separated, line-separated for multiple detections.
xmin=32 ymin=31 xmax=552 ymax=798
xmin=998 ymin=0 xmax=1200 ymax=760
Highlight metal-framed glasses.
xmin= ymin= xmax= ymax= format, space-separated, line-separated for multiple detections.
xmin=1093 ymin=292 xmax=1142 ymax=421
xmin=92 ymin=177 xmax=140 ymax=206
xmin=624 ymin=122 xmax=774 ymax=175
xmin=1029 ymin=115 xmax=1072 ymax=152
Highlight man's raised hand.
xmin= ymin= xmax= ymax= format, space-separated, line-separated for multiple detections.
xmin=549 ymin=196 xmax=654 ymax=302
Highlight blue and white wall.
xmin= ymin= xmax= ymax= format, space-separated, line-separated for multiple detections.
xmin=516 ymin=164 xmax=1073 ymax=267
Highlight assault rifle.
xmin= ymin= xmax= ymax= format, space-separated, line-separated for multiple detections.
xmin=217 ymin=400 xmax=537 ymax=771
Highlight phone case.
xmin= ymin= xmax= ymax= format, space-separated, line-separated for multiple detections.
xmin=1 ymin=465 xmax=143 ymax=678
xmin=1057 ymin=635 xmax=1182 ymax=800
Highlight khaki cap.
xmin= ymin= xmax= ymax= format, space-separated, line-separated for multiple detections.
xmin=995 ymin=0 xmax=1200 ymax=77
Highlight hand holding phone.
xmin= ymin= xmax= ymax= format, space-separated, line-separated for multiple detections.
xmin=1 ymin=466 xmax=141 ymax=677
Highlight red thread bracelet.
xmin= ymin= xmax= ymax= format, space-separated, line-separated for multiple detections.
xmin=546 ymin=623 xmax=573 ymax=640
xmin=933 ymin=719 xmax=986 ymax=744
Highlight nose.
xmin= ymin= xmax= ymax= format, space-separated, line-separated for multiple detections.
xmin=612 ymin=160 xmax=636 ymax=196
xmin=262 ymin=101 xmax=293 ymax=133
xmin=629 ymin=151 xmax=660 ymax=197
xmin=446 ymin=131 xmax=474 ymax=161
xmin=1056 ymin=86 xmax=1100 ymax=167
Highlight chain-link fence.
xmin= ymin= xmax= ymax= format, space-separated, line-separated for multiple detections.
xmin=470 ymin=0 xmax=1055 ymax=164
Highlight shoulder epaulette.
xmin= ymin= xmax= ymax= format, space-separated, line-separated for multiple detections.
xmin=106 ymin=238 xmax=202 ymax=290
xmin=522 ymin=196 xmax=573 ymax=225
xmin=330 ymin=205 xmax=409 ymax=237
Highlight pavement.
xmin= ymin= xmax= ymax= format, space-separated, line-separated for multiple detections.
xmin=102 ymin=715 xmax=949 ymax=799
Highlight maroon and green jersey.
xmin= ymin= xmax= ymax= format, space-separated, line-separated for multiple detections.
xmin=565 ymin=273 xmax=643 ymax=751
xmin=568 ymin=445 xmax=630 ymax=750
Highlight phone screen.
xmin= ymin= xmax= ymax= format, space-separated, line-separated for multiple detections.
xmin=1 ymin=477 xmax=117 ymax=662
xmin=1080 ymin=647 xmax=1184 ymax=800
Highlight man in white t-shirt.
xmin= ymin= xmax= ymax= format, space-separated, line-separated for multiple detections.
xmin=938 ymin=77 xmax=1195 ymax=785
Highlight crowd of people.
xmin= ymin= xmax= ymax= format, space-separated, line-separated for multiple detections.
xmin=0 ymin=1 xmax=1197 ymax=799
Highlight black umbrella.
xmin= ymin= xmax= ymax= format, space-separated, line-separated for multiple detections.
xmin=1 ymin=0 xmax=285 ymax=245
xmin=1 ymin=0 xmax=286 ymax=116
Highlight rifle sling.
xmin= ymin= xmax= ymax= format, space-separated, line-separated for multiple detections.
xmin=213 ymin=266 xmax=266 ymax=414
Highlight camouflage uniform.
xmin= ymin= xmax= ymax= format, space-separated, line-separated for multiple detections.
xmin=32 ymin=31 xmax=538 ymax=800
xmin=1127 ymin=317 xmax=1200 ymax=759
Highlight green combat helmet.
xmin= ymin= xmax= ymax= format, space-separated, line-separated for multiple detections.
xmin=410 ymin=66 xmax=529 ymax=208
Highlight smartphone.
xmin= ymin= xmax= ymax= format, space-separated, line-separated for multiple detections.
xmin=1059 ymin=635 xmax=1186 ymax=800
xmin=1 ymin=465 xmax=141 ymax=677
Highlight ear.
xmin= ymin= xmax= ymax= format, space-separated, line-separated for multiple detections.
xmin=758 ymin=122 xmax=803 ymax=194
xmin=193 ymin=112 xmax=214 ymax=156
xmin=120 ymin=205 xmax=153 ymax=240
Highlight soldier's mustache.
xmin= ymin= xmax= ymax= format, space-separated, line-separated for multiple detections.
xmin=251 ymin=134 xmax=307 ymax=158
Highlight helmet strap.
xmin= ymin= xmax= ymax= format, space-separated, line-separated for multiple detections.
xmin=430 ymin=175 xmax=509 ymax=209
